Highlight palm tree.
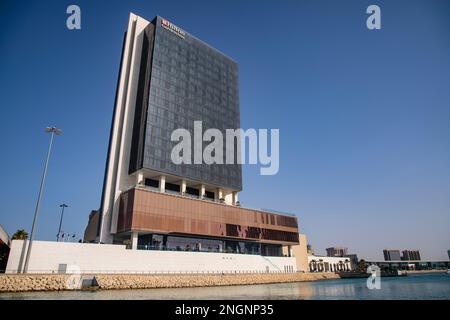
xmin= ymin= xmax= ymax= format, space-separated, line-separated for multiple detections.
xmin=123 ymin=239 xmax=132 ymax=249
xmin=12 ymin=229 xmax=28 ymax=240
xmin=358 ymin=259 xmax=367 ymax=272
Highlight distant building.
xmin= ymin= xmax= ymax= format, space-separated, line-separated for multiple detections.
xmin=344 ymin=254 xmax=359 ymax=269
xmin=326 ymin=247 xmax=348 ymax=257
xmin=283 ymin=234 xmax=309 ymax=272
xmin=366 ymin=259 xmax=450 ymax=271
xmin=0 ymin=225 xmax=9 ymax=248
xmin=0 ymin=224 xmax=10 ymax=272
xmin=448 ymin=249 xmax=450 ymax=260
xmin=383 ymin=249 xmax=401 ymax=261
xmin=308 ymin=255 xmax=352 ymax=272
xmin=83 ymin=210 xmax=99 ymax=243
xmin=401 ymin=250 xmax=421 ymax=261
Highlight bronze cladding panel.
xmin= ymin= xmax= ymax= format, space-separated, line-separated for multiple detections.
xmin=117 ymin=188 xmax=299 ymax=244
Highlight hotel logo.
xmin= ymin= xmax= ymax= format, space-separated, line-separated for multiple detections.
xmin=161 ymin=19 xmax=186 ymax=39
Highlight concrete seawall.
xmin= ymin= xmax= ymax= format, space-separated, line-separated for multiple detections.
xmin=0 ymin=274 xmax=71 ymax=292
xmin=94 ymin=273 xmax=340 ymax=290
xmin=406 ymin=270 xmax=447 ymax=274
xmin=0 ymin=273 xmax=339 ymax=292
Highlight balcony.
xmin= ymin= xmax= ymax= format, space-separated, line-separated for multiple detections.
xmin=116 ymin=186 xmax=299 ymax=245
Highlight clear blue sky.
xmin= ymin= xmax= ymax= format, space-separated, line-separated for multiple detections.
xmin=0 ymin=0 xmax=449 ymax=260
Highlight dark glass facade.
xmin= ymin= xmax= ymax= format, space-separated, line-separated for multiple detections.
xmin=137 ymin=233 xmax=284 ymax=257
xmin=129 ymin=16 xmax=242 ymax=190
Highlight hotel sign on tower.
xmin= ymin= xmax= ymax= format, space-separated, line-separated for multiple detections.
xmin=161 ymin=18 xmax=186 ymax=38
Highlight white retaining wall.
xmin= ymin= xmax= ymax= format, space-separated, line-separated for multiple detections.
xmin=6 ymin=240 xmax=297 ymax=274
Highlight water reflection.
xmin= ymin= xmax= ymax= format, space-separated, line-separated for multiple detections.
xmin=313 ymin=281 xmax=357 ymax=299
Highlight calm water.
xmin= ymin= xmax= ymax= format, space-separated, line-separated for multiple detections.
xmin=1 ymin=272 xmax=449 ymax=300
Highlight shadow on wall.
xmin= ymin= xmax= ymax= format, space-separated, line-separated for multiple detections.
xmin=0 ymin=244 xmax=10 ymax=272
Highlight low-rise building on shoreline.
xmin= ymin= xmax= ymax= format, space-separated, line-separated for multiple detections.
xmin=308 ymin=255 xmax=352 ymax=272
xmin=5 ymin=240 xmax=298 ymax=274
xmin=366 ymin=260 xmax=450 ymax=271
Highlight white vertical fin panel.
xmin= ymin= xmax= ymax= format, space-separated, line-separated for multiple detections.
xmin=109 ymin=15 xmax=150 ymax=235
xmin=99 ymin=13 xmax=149 ymax=243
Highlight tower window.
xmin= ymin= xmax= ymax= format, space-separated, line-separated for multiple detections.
xmin=145 ymin=178 xmax=159 ymax=188
xmin=165 ymin=182 xmax=180 ymax=192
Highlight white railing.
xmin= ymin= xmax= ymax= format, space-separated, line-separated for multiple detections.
xmin=3 ymin=269 xmax=297 ymax=275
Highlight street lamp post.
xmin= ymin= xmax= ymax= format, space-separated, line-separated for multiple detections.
xmin=57 ymin=203 xmax=68 ymax=242
xmin=23 ymin=127 xmax=62 ymax=273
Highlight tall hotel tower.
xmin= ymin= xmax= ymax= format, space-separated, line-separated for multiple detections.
xmin=87 ymin=13 xmax=299 ymax=258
